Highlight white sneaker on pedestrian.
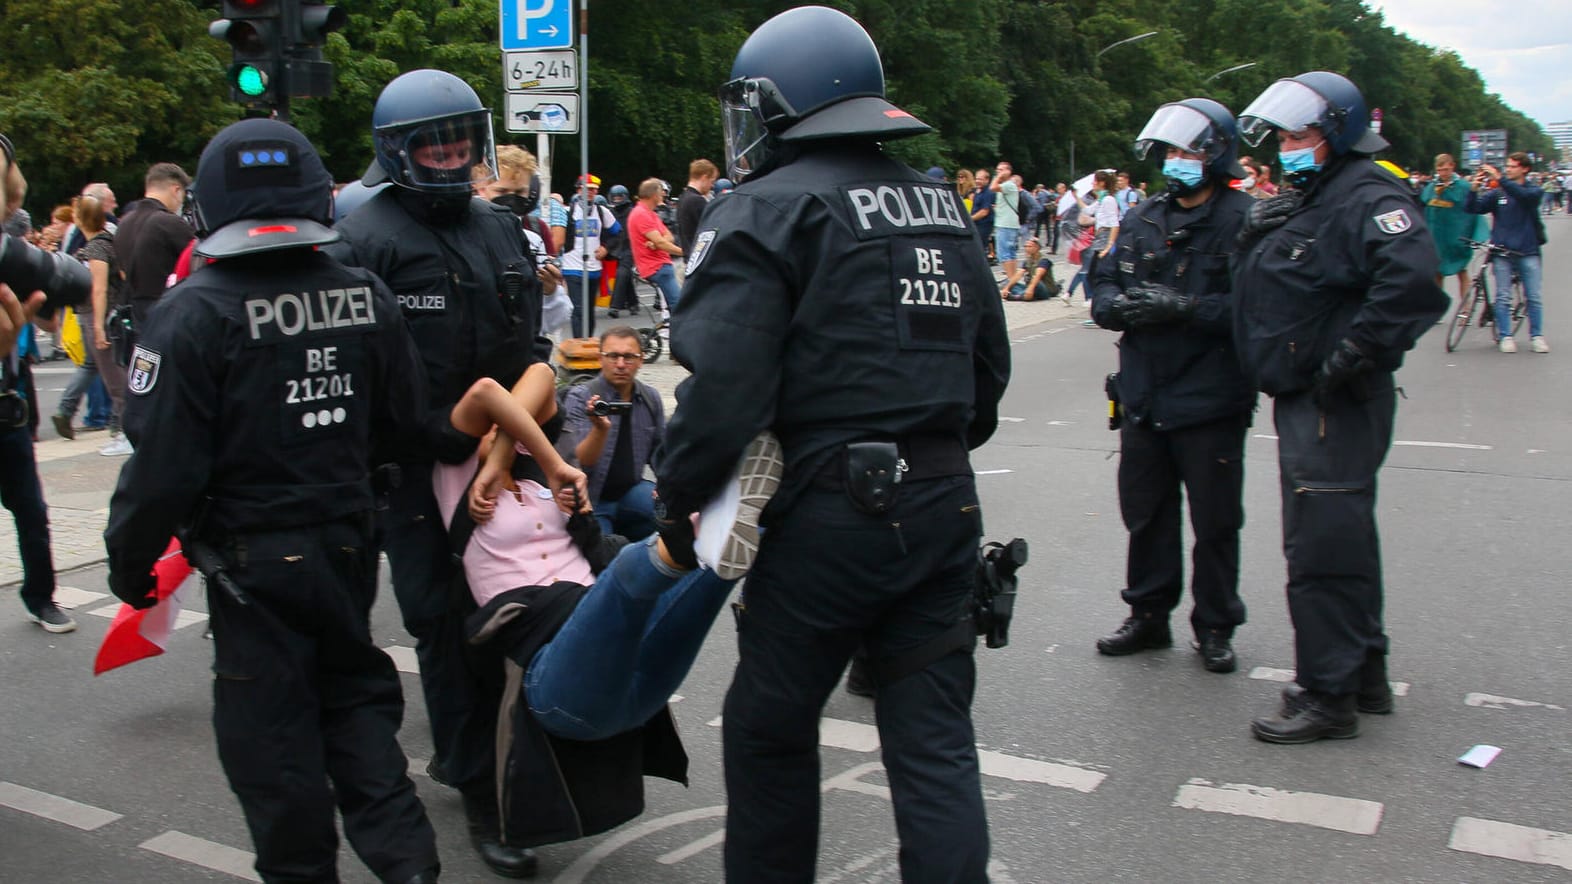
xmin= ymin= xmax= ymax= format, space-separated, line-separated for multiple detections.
xmin=28 ymin=603 xmax=77 ymax=634
xmin=1498 ymin=336 xmax=1518 ymax=353
xmin=1531 ymin=336 xmax=1550 ymax=353
xmin=100 ymin=435 xmax=133 ymax=456
xmin=695 ymin=431 xmax=784 ymax=581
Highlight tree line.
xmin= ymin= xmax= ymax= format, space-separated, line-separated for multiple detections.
xmin=0 ymin=0 xmax=1554 ymax=216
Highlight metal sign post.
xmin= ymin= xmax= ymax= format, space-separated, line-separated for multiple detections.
xmin=577 ymin=0 xmax=590 ymax=341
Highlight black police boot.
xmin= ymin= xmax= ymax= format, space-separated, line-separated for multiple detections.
xmin=463 ymin=791 xmax=538 ymax=879
xmin=1096 ymin=614 xmax=1172 ymax=656
xmin=1251 ymin=690 xmax=1359 ymax=744
xmin=1358 ymin=651 xmax=1395 ymax=714
xmin=1195 ymin=630 xmax=1237 ymax=673
xmin=845 ymin=657 xmax=876 ymax=698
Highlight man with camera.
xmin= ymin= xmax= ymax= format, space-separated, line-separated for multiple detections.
xmin=1465 ymin=153 xmax=1548 ymax=354
xmin=558 ymin=325 xmax=666 ymax=542
xmin=1 ymin=133 xmax=88 ymax=634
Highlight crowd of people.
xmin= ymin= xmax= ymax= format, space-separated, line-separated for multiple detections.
xmin=0 ymin=5 xmax=1559 ymax=881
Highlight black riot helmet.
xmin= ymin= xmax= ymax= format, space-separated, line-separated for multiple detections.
xmin=1238 ymin=71 xmax=1388 ymax=157
xmin=192 ymin=118 xmax=338 ymax=259
xmin=1133 ymin=98 xmax=1247 ymax=194
xmin=364 ymin=69 xmax=497 ymax=194
xmin=718 ymin=5 xmax=930 ymax=181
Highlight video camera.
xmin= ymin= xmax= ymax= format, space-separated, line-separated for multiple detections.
xmin=974 ymin=537 xmax=1027 ymax=649
xmin=0 ymin=232 xmax=92 ymax=319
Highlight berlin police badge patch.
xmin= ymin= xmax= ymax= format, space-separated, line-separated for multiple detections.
xmin=127 ymin=346 xmax=162 ymax=396
xmin=686 ymin=229 xmax=716 ymax=273
xmin=1373 ymin=208 xmax=1412 ymax=235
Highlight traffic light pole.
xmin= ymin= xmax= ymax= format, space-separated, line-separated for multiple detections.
xmin=577 ymin=0 xmax=590 ymax=338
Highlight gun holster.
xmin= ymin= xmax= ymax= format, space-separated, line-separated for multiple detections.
xmin=844 ymin=441 xmax=903 ymax=515
xmin=1105 ymin=372 xmax=1123 ymax=430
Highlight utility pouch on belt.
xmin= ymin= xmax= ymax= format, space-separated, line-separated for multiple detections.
xmin=1105 ymin=372 xmax=1122 ymax=430
xmin=844 ymin=441 xmax=903 ymax=515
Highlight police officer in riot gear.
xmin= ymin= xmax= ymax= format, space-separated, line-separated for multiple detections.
xmin=1090 ymin=98 xmax=1256 ymax=674
xmin=1232 ymin=72 xmax=1446 ymax=743
xmin=325 ymin=69 xmax=546 ymax=876
xmin=104 ymin=119 xmax=439 ymax=884
xmin=653 ymin=7 xmax=1010 ymax=881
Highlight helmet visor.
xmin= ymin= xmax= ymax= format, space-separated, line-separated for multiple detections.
xmin=1133 ymin=104 xmax=1218 ymax=160
xmin=1238 ymin=79 xmax=1329 ymax=147
xmin=379 ymin=109 xmax=496 ymax=192
xmin=721 ymin=81 xmax=776 ymax=181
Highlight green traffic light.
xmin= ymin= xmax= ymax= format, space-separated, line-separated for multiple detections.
xmin=236 ymin=64 xmax=268 ymax=97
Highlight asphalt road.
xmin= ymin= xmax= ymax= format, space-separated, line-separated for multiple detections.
xmin=4 ymin=216 xmax=1570 ymax=882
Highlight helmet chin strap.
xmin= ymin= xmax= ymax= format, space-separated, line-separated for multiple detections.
xmin=395 ymin=187 xmax=471 ymax=225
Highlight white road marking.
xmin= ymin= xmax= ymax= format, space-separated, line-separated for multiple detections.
xmin=1046 ymin=419 xmax=1074 ymax=426
xmin=85 ymin=606 xmax=208 ymax=630
xmin=1448 ymin=817 xmax=1572 ymax=871
xmin=998 ymin=416 xmax=1026 ymax=423
xmin=669 ymin=693 xmax=684 ymax=704
xmin=1464 ymin=693 xmax=1566 ymax=712
xmin=140 ymin=830 xmax=261 ymax=881
xmin=976 ymin=469 xmax=1014 ymax=476
xmin=0 ymin=782 xmax=122 ymax=830
xmin=977 ymin=750 xmax=1105 ymax=793
xmin=1173 ymin=779 xmax=1383 ymax=835
xmin=554 ymin=805 xmax=727 ymax=883
xmin=52 ymin=586 xmax=109 ymax=609
xmin=656 ymin=829 xmax=725 ymax=865
xmin=1247 ymin=666 xmax=1409 ymax=696
xmin=384 ymin=645 xmax=420 ymax=674
xmin=1251 ymin=433 xmax=1491 ymax=451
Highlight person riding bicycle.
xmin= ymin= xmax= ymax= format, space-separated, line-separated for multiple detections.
xmin=1465 ymin=152 xmax=1547 ymax=354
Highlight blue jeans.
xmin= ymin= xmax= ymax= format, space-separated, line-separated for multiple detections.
xmin=1492 ymin=253 xmax=1543 ymax=338
xmin=0 ymin=425 xmax=56 ymax=612
xmin=526 ymin=539 xmax=735 ymax=741
xmin=646 ymin=263 xmax=681 ymax=313
xmin=994 ymin=226 xmax=1020 ymax=264
xmin=593 ymin=478 xmax=656 ymax=541
xmin=563 ymin=271 xmax=601 ymax=338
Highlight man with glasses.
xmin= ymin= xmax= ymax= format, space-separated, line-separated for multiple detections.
xmin=1466 ymin=152 xmax=1548 ymax=353
xmin=559 ymin=326 xmax=666 ymax=541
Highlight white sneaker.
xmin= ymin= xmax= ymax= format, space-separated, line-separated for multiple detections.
xmin=695 ymin=432 xmax=784 ymax=580
xmin=1498 ymin=336 xmax=1518 ymax=353
xmin=1531 ymin=336 xmax=1550 ymax=353
xmin=99 ymin=435 xmax=133 ymax=456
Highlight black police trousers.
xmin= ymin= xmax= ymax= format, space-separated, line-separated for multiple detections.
xmin=1117 ymin=415 xmax=1249 ymax=635
xmin=722 ymin=475 xmax=989 ymax=884
xmin=207 ymin=519 xmax=437 ymax=884
xmin=380 ymin=471 xmax=498 ymax=795
xmin=1273 ymin=379 xmax=1396 ymax=695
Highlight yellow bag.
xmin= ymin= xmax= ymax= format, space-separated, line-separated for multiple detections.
xmin=59 ymin=307 xmax=86 ymax=366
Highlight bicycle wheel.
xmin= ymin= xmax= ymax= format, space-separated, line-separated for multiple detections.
xmin=1510 ymin=280 xmax=1527 ymax=337
xmin=640 ymin=326 xmax=664 ymax=363
xmin=1446 ymin=282 xmax=1486 ymax=351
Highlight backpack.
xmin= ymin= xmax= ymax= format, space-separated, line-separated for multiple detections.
xmin=1011 ymin=189 xmax=1033 ymax=225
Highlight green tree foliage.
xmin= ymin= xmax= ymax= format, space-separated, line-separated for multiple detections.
xmin=0 ymin=0 xmax=1554 ymax=218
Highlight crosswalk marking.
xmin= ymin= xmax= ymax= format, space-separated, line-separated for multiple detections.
xmin=384 ymin=645 xmax=420 ymax=674
xmin=0 ymin=782 xmax=122 ymax=830
xmin=85 ymin=605 xmax=209 ymax=630
xmin=1173 ymin=779 xmax=1383 ymax=835
xmin=1247 ymin=666 xmax=1410 ymax=696
xmin=1463 ymin=693 xmax=1565 ymax=711
xmin=52 ymin=586 xmax=109 ymax=609
xmin=141 ymin=830 xmax=261 ymax=881
xmin=1447 ymin=817 xmax=1572 ymax=871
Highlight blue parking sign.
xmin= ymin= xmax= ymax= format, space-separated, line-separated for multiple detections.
xmin=500 ymin=0 xmax=572 ymax=51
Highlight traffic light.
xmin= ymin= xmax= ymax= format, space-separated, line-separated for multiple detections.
xmin=286 ymin=2 xmax=345 ymax=99
xmin=210 ymin=0 xmax=284 ymax=108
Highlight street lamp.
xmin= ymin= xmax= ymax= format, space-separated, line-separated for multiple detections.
xmin=1071 ymin=31 xmax=1159 ymax=181
xmin=1206 ymin=61 xmax=1257 ymax=82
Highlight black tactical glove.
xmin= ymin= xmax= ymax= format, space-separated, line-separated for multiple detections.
xmin=1311 ymin=338 xmax=1374 ymax=409
xmin=652 ymin=494 xmax=698 ymax=571
xmin=109 ymin=568 xmax=158 ymax=610
xmin=1238 ymin=190 xmax=1304 ymax=243
xmin=1123 ymin=283 xmax=1195 ymax=327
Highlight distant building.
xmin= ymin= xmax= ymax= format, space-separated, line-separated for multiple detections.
xmin=1548 ymin=121 xmax=1572 ymax=165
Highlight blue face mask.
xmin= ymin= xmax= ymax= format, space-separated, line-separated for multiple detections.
xmin=1280 ymin=144 xmax=1323 ymax=175
xmin=1162 ymin=157 xmax=1205 ymax=189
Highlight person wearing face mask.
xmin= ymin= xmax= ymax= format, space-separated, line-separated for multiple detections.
xmin=1231 ymin=72 xmax=1446 ymax=744
xmin=1089 ymin=98 xmax=1256 ymax=676
xmin=325 ymin=68 xmax=555 ymax=878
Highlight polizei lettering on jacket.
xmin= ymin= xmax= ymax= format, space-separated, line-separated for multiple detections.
xmin=245 ymin=286 xmax=377 ymax=341
xmin=842 ymin=183 xmax=969 ymax=240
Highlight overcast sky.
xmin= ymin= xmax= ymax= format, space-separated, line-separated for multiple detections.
xmin=1370 ymin=0 xmax=1572 ymax=129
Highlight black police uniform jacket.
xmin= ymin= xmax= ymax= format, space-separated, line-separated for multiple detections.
xmin=105 ymin=251 xmax=428 ymax=577
xmin=653 ymin=143 xmax=1011 ymax=514
xmin=1090 ymin=187 xmax=1256 ymax=430
xmin=1232 ymin=158 xmax=1447 ymax=396
xmin=325 ymin=189 xmax=544 ymax=464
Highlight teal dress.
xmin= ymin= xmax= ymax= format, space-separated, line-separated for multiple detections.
xmin=1422 ymin=177 xmax=1486 ymax=276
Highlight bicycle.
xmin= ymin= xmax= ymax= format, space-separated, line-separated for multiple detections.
xmin=1443 ymin=239 xmax=1526 ymax=352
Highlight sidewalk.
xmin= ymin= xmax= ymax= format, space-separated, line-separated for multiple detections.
xmin=2 ymin=259 xmax=1092 ymax=588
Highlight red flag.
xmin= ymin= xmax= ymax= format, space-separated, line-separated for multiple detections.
xmin=93 ymin=538 xmax=196 ymax=676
